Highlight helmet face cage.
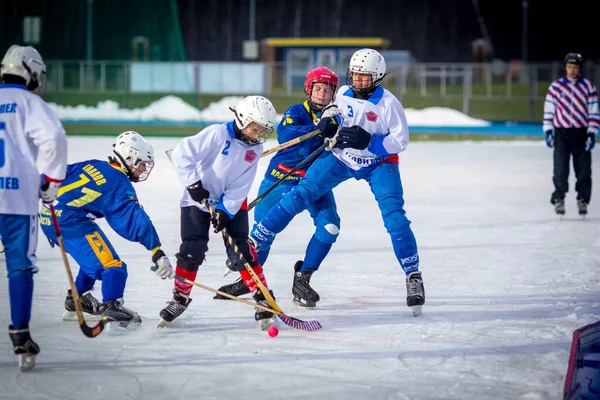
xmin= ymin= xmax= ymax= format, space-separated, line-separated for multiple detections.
xmin=346 ymin=49 xmax=387 ymax=96
xmin=241 ymin=122 xmax=273 ymax=145
xmin=112 ymin=131 xmax=155 ymax=182
xmin=304 ymin=67 xmax=339 ymax=110
xmin=232 ymin=96 xmax=277 ymax=146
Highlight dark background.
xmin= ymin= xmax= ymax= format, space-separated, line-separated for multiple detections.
xmin=0 ymin=0 xmax=597 ymax=62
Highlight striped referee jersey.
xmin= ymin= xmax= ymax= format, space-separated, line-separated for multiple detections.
xmin=543 ymin=76 xmax=600 ymax=135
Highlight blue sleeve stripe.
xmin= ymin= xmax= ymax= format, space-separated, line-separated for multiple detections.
xmin=368 ymin=134 xmax=393 ymax=156
xmin=216 ymin=195 xmax=235 ymax=219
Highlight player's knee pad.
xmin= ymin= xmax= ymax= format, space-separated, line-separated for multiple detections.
xmin=315 ymin=222 xmax=340 ymax=244
xmin=176 ymin=240 xmax=207 ymax=271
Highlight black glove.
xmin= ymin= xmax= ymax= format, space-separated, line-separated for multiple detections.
xmin=334 ymin=126 xmax=372 ymax=150
xmin=316 ymin=115 xmax=342 ymax=138
xmin=187 ymin=180 xmax=210 ymax=203
xmin=211 ymin=209 xmax=229 ymax=233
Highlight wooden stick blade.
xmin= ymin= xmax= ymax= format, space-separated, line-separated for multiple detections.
xmin=278 ymin=313 xmax=322 ymax=331
xmin=79 ymin=320 xmax=105 ymax=338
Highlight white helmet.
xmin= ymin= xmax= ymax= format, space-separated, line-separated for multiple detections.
xmin=1 ymin=45 xmax=47 ymax=93
xmin=231 ymin=95 xmax=278 ymax=145
xmin=347 ymin=48 xmax=387 ymax=96
xmin=112 ymin=131 xmax=155 ymax=182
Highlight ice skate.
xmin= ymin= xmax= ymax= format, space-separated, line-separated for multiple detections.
xmin=253 ymin=289 xmax=277 ymax=331
xmin=554 ymin=199 xmax=565 ymax=217
xmin=9 ymin=324 xmax=40 ymax=372
xmin=578 ymin=199 xmax=588 ymax=218
xmin=100 ymin=300 xmax=142 ymax=333
xmin=158 ymin=290 xmax=192 ymax=327
xmin=62 ymin=289 xmax=101 ymax=321
xmin=292 ymin=261 xmax=320 ymax=308
xmin=406 ymin=271 xmax=425 ymax=317
xmin=213 ymin=276 xmax=251 ymax=300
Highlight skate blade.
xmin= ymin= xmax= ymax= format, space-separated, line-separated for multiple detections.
xmin=157 ymin=318 xmax=173 ymax=328
xmin=223 ymin=268 xmax=235 ymax=278
xmin=292 ymin=298 xmax=316 ymax=309
xmin=62 ymin=310 xmax=102 ymax=321
xmin=103 ymin=317 xmax=142 ymax=335
xmin=17 ymin=354 xmax=36 ymax=372
xmin=258 ymin=316 xmax=277 ymax=331
xmin=410 ymin=305 xmax=423 ymax=317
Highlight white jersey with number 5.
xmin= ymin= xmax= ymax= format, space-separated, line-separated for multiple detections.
xmin=333 ymin=85 xmax=409 ymax=170
xmin=170 ymin=121 xmax=263 ymax=217
xmin=0 ymin=84 xmax=68 ymax=215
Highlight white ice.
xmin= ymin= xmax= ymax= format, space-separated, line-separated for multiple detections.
xmin=1 ymin=136 xmax=599 ymax=400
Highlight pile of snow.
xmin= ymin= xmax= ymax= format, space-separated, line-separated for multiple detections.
xmin=48 ymin=96 xmax=206 ymax=122
xmin=49 ymin=95 xmax=490 ymax=127
xmin=406 ymin=106 xmax=490 ymax=127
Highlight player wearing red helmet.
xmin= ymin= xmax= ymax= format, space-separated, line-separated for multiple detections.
xmin=215 ymin=67 xmax=342 ymax=308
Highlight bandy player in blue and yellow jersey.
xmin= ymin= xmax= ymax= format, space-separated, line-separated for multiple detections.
xmin=40 ymin=131 xmax=174 ymax=329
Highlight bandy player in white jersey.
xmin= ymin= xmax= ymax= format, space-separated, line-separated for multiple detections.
xmin=159 ymin=95 xmax=280 ymax=329
xmin=0 ymin=44 xmax=68 ymax=371
xmin=250 ymin=48 xmax=425 ymax=316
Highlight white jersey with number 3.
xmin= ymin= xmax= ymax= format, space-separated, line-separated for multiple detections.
xmin=0 ymin=84 xmax=68 ymax=215
xmin=333 ymin=85 xmax=409 ymax=170
xmin=170 ymin=121 xmax=263 ymax=217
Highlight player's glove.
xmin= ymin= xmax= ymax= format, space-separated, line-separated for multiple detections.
xmin=39 ymin=175 xmax=62 ymax=204
xmin=320 ymin=103 xmax=341 ymax=119
xmin=316 ymin=114 xmax=342 ymax=139
xmin=211 ymin=209 xmax=229 ymax=233
xmin=187 ymin=179 xmax=210 ymax=203
xmin=151 ymin=249 xmax=174 ymax=279
xmin=545 ymin=130 xmax=554 ymax=148
xmin=585 ymin=133 xmax=595 ymax=152
xmin=335 ymin=126 xmax=372 ymax=150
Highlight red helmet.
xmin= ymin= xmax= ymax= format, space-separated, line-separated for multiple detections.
xmin=304 ymin=67 xmax=339 ymax=109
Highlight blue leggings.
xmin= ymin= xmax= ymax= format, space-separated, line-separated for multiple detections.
xmin=253 ymin=152 xmax=419 ymax=275
xmin=42 ymin=221 xmax=128 ymax=303
xmin=0 ymin=214 xmax=38 ymax=329
xmin=251 ymin=177 xmax=340 ymax=271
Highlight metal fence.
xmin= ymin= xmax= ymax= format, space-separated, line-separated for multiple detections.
xmin=44 ymin=60 xmax=600 ymax=115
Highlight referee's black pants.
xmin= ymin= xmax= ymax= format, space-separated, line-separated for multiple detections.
xmin=551 ymin=127 xmax=592 ymax=204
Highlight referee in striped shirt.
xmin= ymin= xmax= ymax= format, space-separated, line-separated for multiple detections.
xmin=543 ymin=53 xmax=600 ymax=216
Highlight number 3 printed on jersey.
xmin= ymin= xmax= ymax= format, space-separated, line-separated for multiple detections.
xmin=347 ymin=105 xmax=354 ymax=118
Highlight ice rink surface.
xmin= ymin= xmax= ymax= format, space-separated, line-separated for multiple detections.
xmin=1 ymin=136 xmax=599 ymax=400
